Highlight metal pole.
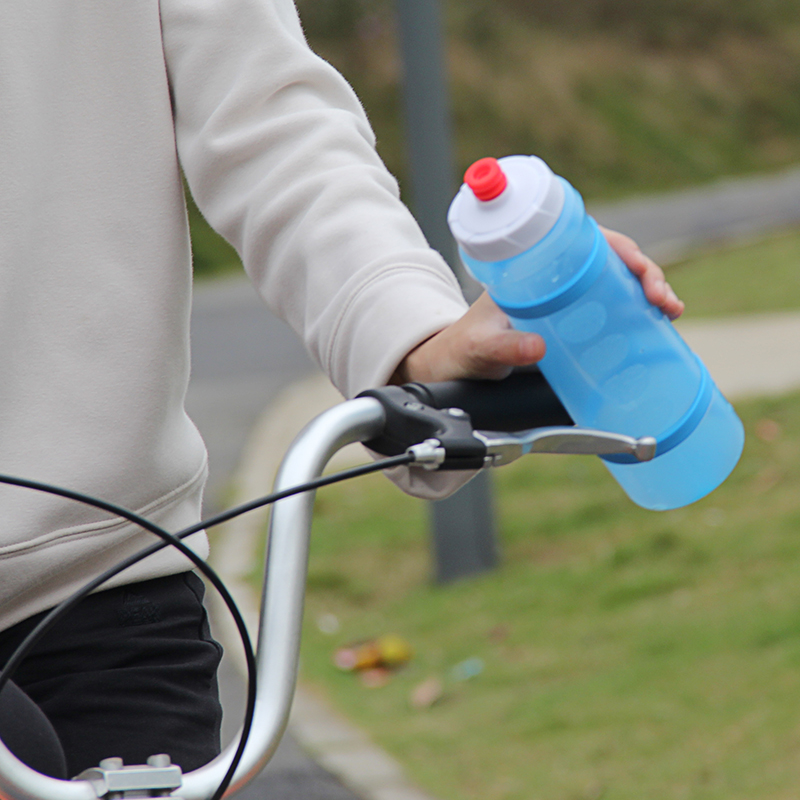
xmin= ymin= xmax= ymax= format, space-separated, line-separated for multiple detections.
xmin=395 ymin=0 xmax=498 ymax=582
xmin=429 ymin=471 xmax=498 ymax=583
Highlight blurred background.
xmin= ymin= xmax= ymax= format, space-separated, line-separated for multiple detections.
xmin=189 ymin=4 xmax=800 ymax=800
xmin=190 ymin=0 xmax=800 ymax=274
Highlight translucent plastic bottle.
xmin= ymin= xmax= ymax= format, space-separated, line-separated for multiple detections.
xmin=447 ymin=155 xmax=744 ymax=510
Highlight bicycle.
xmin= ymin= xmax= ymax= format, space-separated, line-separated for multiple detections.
xmin=0 ymin=369 xmax=656 ymax=800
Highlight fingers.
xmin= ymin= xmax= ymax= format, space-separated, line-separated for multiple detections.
xmin=599 ymin=226 xmax=685 ymax=320
xmin=447 ymin=293 xmax=545 ymax=378
xmin=462 ymin=328 xmax=545 ymax=379
xmin=392 ymin=222 xmax=689 ymax=390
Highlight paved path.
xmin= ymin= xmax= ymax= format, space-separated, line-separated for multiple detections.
xmin=590 ymin=166 xmax=800 ymax=262
xmin=190 ymin=164 xmax=800 ymax=506
xmin=676 ymin=311 xmax=800 ymax=400
xmin=185 ymin=276 xmax=315 ymax=509
xmin=186 ymin=165 xmax=800 ymax=800
xmin=187 ymin=279 xmax=437 ymax=800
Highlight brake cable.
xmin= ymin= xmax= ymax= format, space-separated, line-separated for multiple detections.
xmin=0 ymin=452 xmax=412 ymax=800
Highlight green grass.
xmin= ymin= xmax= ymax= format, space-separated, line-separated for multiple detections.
xmin=300 ymin=393 xmax=800 ymax=800
xmin=186 ymin=189 xmax=242 ymax=281
xmin=189 ymin=1 xmax=800 ymax=278
xmin=283 ymin=229 xmax=800 ymax=799
xmin=666 ymin=227 xmax=800 ymax=317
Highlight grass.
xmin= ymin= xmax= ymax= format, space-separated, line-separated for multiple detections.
xmin=282 ymin=229 xmax=800 ymax=800
xmin=300 ymin=2 xmax=800 ymax=203
xmin=186 ymin=189 xmax=242 ymax=281
xmin=296 ymin=396 xmax=800 ymax=800
xmin=299 ymin=394 xmax=800 ymax=800
xmin=666 ymin=227 xmax=800 ymax=317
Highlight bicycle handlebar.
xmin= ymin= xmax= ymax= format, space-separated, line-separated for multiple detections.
xmin=0 ymin=374 xmax=656 ymax=800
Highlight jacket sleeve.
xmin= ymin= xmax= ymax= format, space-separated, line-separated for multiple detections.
xmin=159 ymin=0 xmax=469 ymax=398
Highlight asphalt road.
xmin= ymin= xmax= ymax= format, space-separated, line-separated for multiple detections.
xmin=589 ymin=165 xmax=800 ymax=261
xmin=184 ymin=165 xmax=800 ymax=799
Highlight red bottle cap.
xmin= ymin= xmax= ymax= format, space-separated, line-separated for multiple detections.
xmin=464 ymin=157 xmax=508 ymax=201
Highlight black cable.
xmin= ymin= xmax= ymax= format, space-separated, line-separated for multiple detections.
xmin=0 ymin=452 xmax=413 ymax=799
xmin=180 ymin=452 xmax=415 ymax=539
xmin=14 ymin=452 xmax=416 ymax=638
xmin=0 ymin=475 xmax=255 ymax=800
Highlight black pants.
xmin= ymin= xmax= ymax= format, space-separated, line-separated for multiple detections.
xmin=0 ymin=572 xmax=223 ymax=779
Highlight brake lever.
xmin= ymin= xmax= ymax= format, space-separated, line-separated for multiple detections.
xmin=473 ymin=427 xmax=657 ymax=467
xmin=405 ymin=425 xmax=656 ymax=470
xmin=358 ymin=385 xmax=656 ymax=470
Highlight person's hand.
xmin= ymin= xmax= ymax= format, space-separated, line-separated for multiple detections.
xmin=599 ymin=226 xmax=684 ymax=321
xmin=392 ymin=228 xmax=683 ymax=385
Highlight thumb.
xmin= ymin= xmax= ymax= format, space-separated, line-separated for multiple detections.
xmin=459 ymin=326 xmax=545 ymax=379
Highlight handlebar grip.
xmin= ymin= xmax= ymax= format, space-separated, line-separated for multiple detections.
xmin=402 ymin=367 xmax=573 ymax=432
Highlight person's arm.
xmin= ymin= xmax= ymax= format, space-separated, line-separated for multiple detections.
xmin=161 ymin=0 xmax=680 ymax=402
xmin=160 ymin=0 xmax=468 ymax=400
xmin=162 ymin=0 xmax=681 ymax=500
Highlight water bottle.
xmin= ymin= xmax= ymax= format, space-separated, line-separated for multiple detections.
xmin=447 ymin=155 xmax=744 ymax=510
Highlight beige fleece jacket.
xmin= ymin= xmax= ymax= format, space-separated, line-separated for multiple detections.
xmin=0 ymin=0 xmax=467 ymax=630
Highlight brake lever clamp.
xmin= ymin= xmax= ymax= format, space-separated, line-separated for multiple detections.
xmin=73 ymin=755 xmax=183 ymax=799
xmin=357 ymin=386 xmax=488 ymax=470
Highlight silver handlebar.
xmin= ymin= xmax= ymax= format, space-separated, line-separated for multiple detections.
xmin=180 ymin=397 xmax=387 ymax=800
xmin=0 ymin=398 xmax=386 ymax=800
xmin=0 ymin=397 xmax=653 ymax=800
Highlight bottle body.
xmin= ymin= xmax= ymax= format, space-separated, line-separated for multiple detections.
xmin=458 ymin=176 xmax=744 ymax=510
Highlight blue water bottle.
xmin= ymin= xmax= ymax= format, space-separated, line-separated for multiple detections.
xmin=447 ymin=155 xmax=744 ymax=510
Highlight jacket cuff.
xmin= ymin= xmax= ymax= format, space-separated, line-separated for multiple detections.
xmin=324 ymin=260 xmax=469 ymax=397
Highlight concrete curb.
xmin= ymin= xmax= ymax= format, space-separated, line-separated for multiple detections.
xmin=676 ymin=311 xmax=800 ymax=400
xmin=208 ymin=373 xmax=440 ymax=800
xmin=209 ymin=310 xmax=800 ymax=800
